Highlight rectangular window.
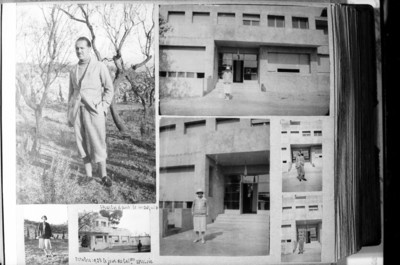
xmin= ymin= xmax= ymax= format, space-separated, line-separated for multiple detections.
xmin=168 ymin=71 xmax=177 ymax=77
xmin=174 ymin=201 xmax=183 ymax=208
xmin=282 ymin=206 xmax=292 ymax=210
xmin=251 ymin=119 xmax=270 ymax=126
xmin=292 ymin=17 xmax=309 ymax=29
xmin=268 ymin=15 xmax=285 ymax=28
xmin=302 ymin=131 xmax=311 ymax=136
xmin=95 ymin=236 xmax=104 ymax=243
xmin=121 ymin=236 xmax=129 ymax=243
xmin=243 ymin=14 xmax=260 ymax=26
xmin=193 ymin=12 xmax=210 ymax=23
xmin=295 ymin=195 xmax=307 ymax=199
xmin=168 ymin=11 xmax=185 ymax=24
xmin=290 ymin=131 xmax=299 ymax=134
xmin=216 ymin=118 xmax=240 ymax=130
xmin=281 ymin=147 xmax=287 ymax=150
xmin=112 ymin=236 xmax=119 ymax=243
xmin=268 ymin=52 xmax=310 ymax=73
xmin=186 ymin=72 xmax=195 ymax=78
xmin=177 ymin=71 xmax=185 ymax=78
xmin=197 ymin=72 xmax=205 ymax=78
xmin=159 ymin=71 xmax=167 ymax=77
xmin=296 ymin=206 xmax=306 ymax=209
xmin=309 ymin=205 xmax=319 ymax=211
xmin=101 ymin=221 xmax=107 ymax=227
xmin=186 ymin=201 xmax=193 ymax=208
xmin=281 ymin=131 xmax=287 ymax=134
xmin=218 ymin=13 xmax=235 ymax=24
xmin=184 ymin=120 xmax=206 ymax=134
xmin=290 ymin=120 xmax=301 ymax=125
xmin=159 ymin=201 xmax=164 ymax=208
xmin=316 ymin=19 xmax=328 ymax=34
xmin=282 ymin=160 xmax=287 ymax=163
xmin=160 ymin=124 xmax=176 ymax=133
xmin=314 ymin=130 xmax=322 ymax=136
xmin=164 ymin=201 xmax=173 ymax=211
xmin=277 ymin=68 xmax=299 ymax=73
xmin=282 ymin=224 xmax=291 ymax=228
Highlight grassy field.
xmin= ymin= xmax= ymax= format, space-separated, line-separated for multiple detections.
xmin=16 ymin=102 xmax=156 ymax=204
xmin=25 ymin=239 xmax=68 ymax=265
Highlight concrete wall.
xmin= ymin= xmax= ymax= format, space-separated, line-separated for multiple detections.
xmin=160 ymin=5 xmax=329 ymax=47
xmin=206 ymin=158 xmax=225 ymax=223
xmin=159 ymin=77 xmax=205 ymax=98
xmin=259 ymin=46 xmax=329 ymax=95
xmin=160 ymin=4 xmax=330 ymax=98
xmin=160 ymin=118 xmax=270 ymax=159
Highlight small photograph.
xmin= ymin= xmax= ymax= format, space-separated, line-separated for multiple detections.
xmin=159 ymin=4 xmax=330 ymax=116
xmin=281 ymin=193 xmax=322 ymax=262
xmin=23 ymin=205 xmax=68 ymax=265
xmin=159 ymin=118 xmax=270 ymax=256
xmin=15 ymin=2 xmax=156 ymax=204
xmin=78 ymin=208 xmax=151 ymax=253
xmin=281 ymin=119 xmax=323 ymax=192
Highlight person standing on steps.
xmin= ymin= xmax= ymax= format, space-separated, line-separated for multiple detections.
xmin=192 ymin=188 xmax=208 ymax=244
xmin=68 ymin=37 xmax=114 ymax=187
xmin=222 ymin=65 xmax=233 ymax=100
xmin=137 ymin=240 xmax=142 ymax=252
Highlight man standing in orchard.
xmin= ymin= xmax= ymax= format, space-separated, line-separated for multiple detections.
xmin=68 ymin=37 xmax=114 ymax=187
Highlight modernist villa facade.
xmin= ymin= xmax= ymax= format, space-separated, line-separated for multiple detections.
xmin=159 ymin=4 xmax=330 ymax=98
xmin=79 ymin=216 xmax=150 ymax=251
xmin=159 ymin=118 xmax=270 ymax=235
xmin=281 ymin=119 xmax=323 ymax=171
xmin=281 ymin=193 xmax=323 ymax=256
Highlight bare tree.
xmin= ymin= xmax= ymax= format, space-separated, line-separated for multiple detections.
xmin=17 ymin=6 xmax=72 ymax=152
xmin=60 ymin=4 xmax=154 ymax=133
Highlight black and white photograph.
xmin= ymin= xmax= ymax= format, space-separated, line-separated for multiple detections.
xmin=159 ymin=4 xmax=331 ymax=116
xmin=23 ymin=205 xmax=68 ymax=265
xmin=159 ymin=118 xmax=270 ymax=256
xmin=78 ymin=208 xmax=151 ymax=253
xmin=15 ymin=2 xmax=156 ymax=204
xmin=281 ymin=119 xmax=323 ymax=192
xmin=281 ymin=193 xmax=322 ymax=262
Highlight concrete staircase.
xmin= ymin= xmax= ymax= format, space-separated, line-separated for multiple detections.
xmin=207 ymin=81 xmax=261 ymax=99
xmin=213 ymin=212 xmax=269 ymax=229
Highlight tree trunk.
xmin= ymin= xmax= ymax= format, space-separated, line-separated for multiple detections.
xmin=109 ymin=103 xmax=128 ymax=133
xmin=33 ymin=108 xmax=43 ymax=154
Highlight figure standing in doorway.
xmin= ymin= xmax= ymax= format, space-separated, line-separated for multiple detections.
xmin=295 ymin=152 xmax=306 ymax=181
xmin=192 ymin=188 xmax=208 ymax=244
xmin=222 ymin=65 xmax=233 ymax=100
xmin=298 ymin=235 xmax=305 ymax=254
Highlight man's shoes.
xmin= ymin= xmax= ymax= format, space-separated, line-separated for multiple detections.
xmin=193 ymin=239 xmax=200 ymax=243
xmin=101 ymin=176 xmax=112 ymax=187
xmin=302 ymin=178 xmax=307 ymax=181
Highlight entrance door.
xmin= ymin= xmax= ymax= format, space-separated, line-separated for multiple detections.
xmin=233 ymin=60 xmax=244 ymax=83
xmin=242 ymin=183 xmax=258 ymax=214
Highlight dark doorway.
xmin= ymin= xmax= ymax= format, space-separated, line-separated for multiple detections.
xmin=242 ymin=183 xmax=257 ymax=213
xmin=233 ymin=60 xmax=244 ymax=83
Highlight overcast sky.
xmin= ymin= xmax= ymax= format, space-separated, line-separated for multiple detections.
xmin=118 ymin=209 xmax=151 ymax=235
xmin=23 ymin=205 xmax=68 ymax=225
xmin=16 ymin=3 xmax=154 ymax=65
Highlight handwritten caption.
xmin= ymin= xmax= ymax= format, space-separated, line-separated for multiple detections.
xmin=75 ymin=257 xmax=153 ymax=264
xmin=99 ymin=205 xmax=158 ymax=211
